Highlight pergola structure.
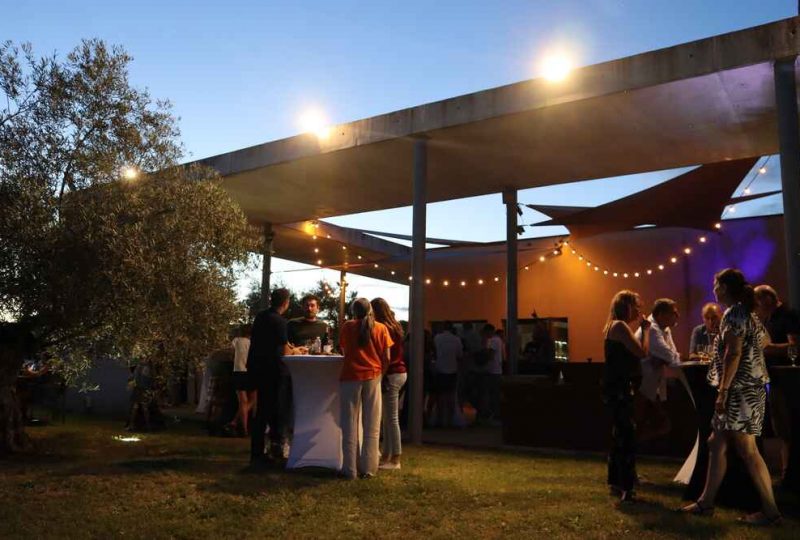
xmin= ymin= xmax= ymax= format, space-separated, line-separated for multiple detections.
xmin=195 ymin=17 xmax=800 ymax=444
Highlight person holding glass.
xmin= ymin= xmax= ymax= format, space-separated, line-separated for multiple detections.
xmin=681 ymin=269 xmax=781 ymax=525
xmin=689 ymin=303 xmax=722 ymax=361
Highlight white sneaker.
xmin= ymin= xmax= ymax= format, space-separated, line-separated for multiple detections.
xmin=379 ymin=462 xmax=401 ymax=470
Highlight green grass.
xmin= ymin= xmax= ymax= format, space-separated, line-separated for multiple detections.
xmin=0 ymin=416 xmax=797 ymax=539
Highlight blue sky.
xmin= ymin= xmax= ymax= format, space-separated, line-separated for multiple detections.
xmin=4 ymin=1 xmax=794 ymax=316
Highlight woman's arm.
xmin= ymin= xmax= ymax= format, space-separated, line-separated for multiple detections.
xmin=715 ymin=331 xmax=743 ymax=414
xmin=612 ymin=320 xmax=649 ymax=359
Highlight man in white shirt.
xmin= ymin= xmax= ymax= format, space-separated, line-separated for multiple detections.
xmin=433 ymin=322 xmax=463 ymax=427
xmin=634 ymin=298 xmax=682 ymax=442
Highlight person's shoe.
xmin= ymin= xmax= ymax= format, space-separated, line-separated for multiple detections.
xmin=359 ymin=472 xmax=375 ymax=479
xmin=737 ymin=512 xmax=782 ymax=526
xmin=678 ymin=501 xmax=715 ymax=516
xmin=379 ymin=462 xmax=401 ymax=470
xmin=618 ymin=490 xmax=637 ymax=504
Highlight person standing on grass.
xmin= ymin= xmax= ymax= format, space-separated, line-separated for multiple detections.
xmin=247 ymin=288 xmax=307 ymax=465
xmin=371 ymin=298 xmax=406 ymax=470
xmin=602 ymin=290 xmax=650 ymax=504
xmin=433 ymin=322 xmax=462 ymax=427
xmin=339 ymin=298 xmax=393 ymax=479
xmin=228 ymin=324 xmax=254 ymax=436
xmin=681 ymin=269 xmax=781 ymax=525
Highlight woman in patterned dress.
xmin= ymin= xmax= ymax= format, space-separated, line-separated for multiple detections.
xmin=682 ymin=268 xmax=781 ymax=525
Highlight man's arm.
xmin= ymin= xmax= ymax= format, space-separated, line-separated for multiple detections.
xmin=649 ymin=326 xmax=681 ymax=366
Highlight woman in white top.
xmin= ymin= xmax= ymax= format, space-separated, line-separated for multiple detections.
xmin=229 ymin=324 xmax=254 ymax=435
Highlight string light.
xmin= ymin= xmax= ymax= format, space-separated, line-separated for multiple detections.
xmin=658 ymin=264 xmax=665 ymax=270
xmin=460 ymin=280 xmax=466 ymax=287
xmin=714 ymin=223 xmax=722 ymax=229
xmin=699 ymin=236 xmax=707 ymax=243
xmin=443 ymin=280 xmax=449 ymax=287
xmin=683 ymin=247 xmax=692 ymax=255
xmin=759 ymin=166 xmax=767 ymax=174
xmin=478 ymin=279 xmax=484 ymax=285
xmin=494 ymin=277 xmax=500 ymax=282
xmin=425 ymin=278 xmax=431 ymax=285
xmin=314 ymin=248 xmax=319 ymax=253
xmin=670 ymin=257 xmax=678 ymax=264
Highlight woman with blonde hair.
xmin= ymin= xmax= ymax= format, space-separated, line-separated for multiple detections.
xmin=603 ymin=290 xmax=650 ymax=503
xmin=371 ymin=297 xmax=406 ymax=470
xmin=338 ymin=298 xmax=394 ymax=479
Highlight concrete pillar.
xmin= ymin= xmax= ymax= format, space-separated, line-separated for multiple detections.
xmin=260 ymin=223 xmax=274 ymax=311
xmin=409 ymin=137 xmax=427 ymax=445
xmin=503 ymin=189 xmax=519 ymax=375
xmin=774 ymin=58 xmax=800 ymax=309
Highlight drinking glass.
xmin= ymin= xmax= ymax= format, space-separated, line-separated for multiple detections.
xmin=789 ymin=344 xmax=798 ymax=367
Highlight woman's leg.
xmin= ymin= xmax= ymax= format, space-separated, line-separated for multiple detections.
xmin=359 ymin=378 xmax=382 ymax=476
xmin=381 ymin=386 xmax=391 ymax=462
xmin=235 ymin=390 xmax=249 ymax=434
xmin=339 ymin=381 xmax=361 ymax=478
xmin=731 ymin=432 xmax=780 ymax=517
xmin=387 ymin=374 xmax=406 ymax=462
xmin=697 ymin=431 xmax=728 ymax=507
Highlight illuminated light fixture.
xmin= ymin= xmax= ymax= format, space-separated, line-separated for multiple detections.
xmin=539 ymin=255 xmax=546 ymax=262
xmin=525 ymin=266 xmax=530 ymax=270
xmin=744 ymin=187 xmax=752 ymax=195
xmin=460 ymin=280 xmax=466 ymax=287
xmin=603 ymin=270 xmax=608 ymax=275
xmin=478 ymin=279 xmax=484 ymax=285
xmin=357 ymin=255 xmax=362 ymax=260
xmin=670 ymin=257 xmax=678 ymax=263
xmin=342 ymin=246 xmax=347 ymax=250
xmin=646 ymin=269 xmax=653 ymax=275
xmin=613 ymin=272 xmax=618 ymax=277
xmin=312 ymin=235 xmax=317 ymax=240
xmin=408 ymin=276 xmax=412 ymax=281
xmin=684 ymin=247 xmax=692 ymax=255
xmin=314 ymin=248 xmax=319 ymax=253
xmin=316 ymin=259 xmax=322 ymax=265
xmin=390 ymin=270 xmax=396 ymax=275
xmin=327 ymin=234 xmax=331 ymax=239
xmin=594 ymin=266 xmax=599 ymax=271
xmin=314 ymin=223 xmax=320 ymax=229
xmin=623 ymin=273 xmax=629 ymax=278
xmin=578 ymin=256 xmax=584 ymax=261
xmin=563 ymin=240 xmax=570 ymax=246
xmin=113 ymin=435 xmax=141 ymax=443
xmin=759 ymin=166 xmax=767 ymax=174
xmin=586 ymin=262 xmax=591 ymax=267
xmin=121 ymin=166 xmax=139 ymax=180
xmin=540 ymin=51 xmax=574 ymax=82
xmin=658 ymin=264 xmax=665 ymax=270
xmin=571 ymin=250 xmax=577 ymax=255
xmin=714 ymin=222 xmax=722 ymax=230
xmin=443 ymin=280 xmax=450 ymax=287
xmin=553 ymin=249 xmax=559 ymax=255
xmin=727 ymin=206 xmax=736 ymax=214
xmin=298 ymin=107 xmax=331 ymax=139
xmin=634 ymin=272 xmax=640 ymax=277
xmin=425 ymin=278 xmax=431 ymax=285
xmin=374 ymin=263 xmax=379 ymax=268
xmin=494 ymin=277 xmax=500 ymax=282
xmin=699 ymin=236 xmax=707 ymax=243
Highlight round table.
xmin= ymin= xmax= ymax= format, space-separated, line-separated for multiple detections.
xmin=282 ymin=355 xmax=345 ymax=470
xmin=768 ymin=365 xmax=800 ymax=494
xmin=678 ymin=362 xmax=760 ymax=510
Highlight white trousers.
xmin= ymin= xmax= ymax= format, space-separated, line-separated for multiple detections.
xmin=340 ymin=377 xmax=382 ymax=478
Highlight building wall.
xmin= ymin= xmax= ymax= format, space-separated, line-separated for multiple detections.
xmin=423 ymin=215 xmax=787 ymax=362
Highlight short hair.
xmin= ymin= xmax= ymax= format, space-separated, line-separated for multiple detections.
xmin=301 ymin=294 xmax=320 ymax=306
xmin=482 ymin=323 xmax=495 ymax=335
xmin=701 ymin=303 xmax=721 ymax=318
xmin=270 ymin=288 xmax=291 ymax=308
xmin=651 ymin=298 xmax=677 ymax=318
xmin=754 ymin=285 xmax=779 ymax=303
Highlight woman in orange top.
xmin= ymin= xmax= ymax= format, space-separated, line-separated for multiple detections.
xmin=339 ymin=298 xmax=393 ymax=479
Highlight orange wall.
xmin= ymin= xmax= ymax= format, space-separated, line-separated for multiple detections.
xmin=423 ymin=216 xmax=788 ymax=362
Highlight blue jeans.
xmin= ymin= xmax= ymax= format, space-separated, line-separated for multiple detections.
xmin=381 ymin=373 xmax=407 ymax=457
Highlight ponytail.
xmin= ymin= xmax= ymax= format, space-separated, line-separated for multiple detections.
xmin=350 ymin=298 xmax=374 ymax=347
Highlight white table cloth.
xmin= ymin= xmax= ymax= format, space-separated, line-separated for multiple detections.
xmin=282 ymin=355 xmax=346 ymax=470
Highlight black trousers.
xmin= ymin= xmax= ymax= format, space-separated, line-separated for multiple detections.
xmin=607 ymin=396 xmax=636 ymax=491
xmin=250 ymin=372 xmax=293 ymax=460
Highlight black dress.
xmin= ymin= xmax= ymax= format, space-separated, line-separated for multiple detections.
xmin=603 ymin=338 xmax=642 ymax=492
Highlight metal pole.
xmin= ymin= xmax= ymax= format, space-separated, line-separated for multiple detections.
xmin=409 ymin=137 xmax=427 ymax=445
xmin=260 ymin=223 xmax=274 ymax=311
xmin=503 ymin=189 xmax=519 ymax=375
xmin=338 ymin=269 xmax=347 ymax=330
xmin=774 ymin=58 xmax=800 ymax=309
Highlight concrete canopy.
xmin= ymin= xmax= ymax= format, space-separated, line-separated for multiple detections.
xmin=197 ymin=17 xmax=800 ymax=227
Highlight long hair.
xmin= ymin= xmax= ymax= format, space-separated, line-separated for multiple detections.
xmin=715 ymin=268 xmax=755 ymax=312
xmin=603 ymin=290 xmax=641 ymax=335
xmin=350 ymin=297 xmax=374 ymax=348
xmin=371 ymin=297 xmax=403 ymax=342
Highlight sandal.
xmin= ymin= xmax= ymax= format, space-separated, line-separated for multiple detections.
xmin=679 ymin=501 xmax=715 ymax=516
xmin=737 ymin=512 xmax=782 ymax=526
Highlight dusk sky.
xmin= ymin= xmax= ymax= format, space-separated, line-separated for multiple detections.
xmin=4 ymin=1 xmax=794 ymax=317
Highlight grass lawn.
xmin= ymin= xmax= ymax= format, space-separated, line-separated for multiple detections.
xmin=0 ymin=415 xmax=798 ymax=539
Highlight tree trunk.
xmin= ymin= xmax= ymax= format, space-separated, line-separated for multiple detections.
xmin=0 ymin=323 xmax=34 ymax=454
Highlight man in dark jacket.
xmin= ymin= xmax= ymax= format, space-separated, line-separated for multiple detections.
xmin=248 ymin=288 xmax=306 ymax=464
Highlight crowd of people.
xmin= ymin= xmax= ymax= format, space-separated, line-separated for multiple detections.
xmin=603 ymin=267 xmax=798 ymax=526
